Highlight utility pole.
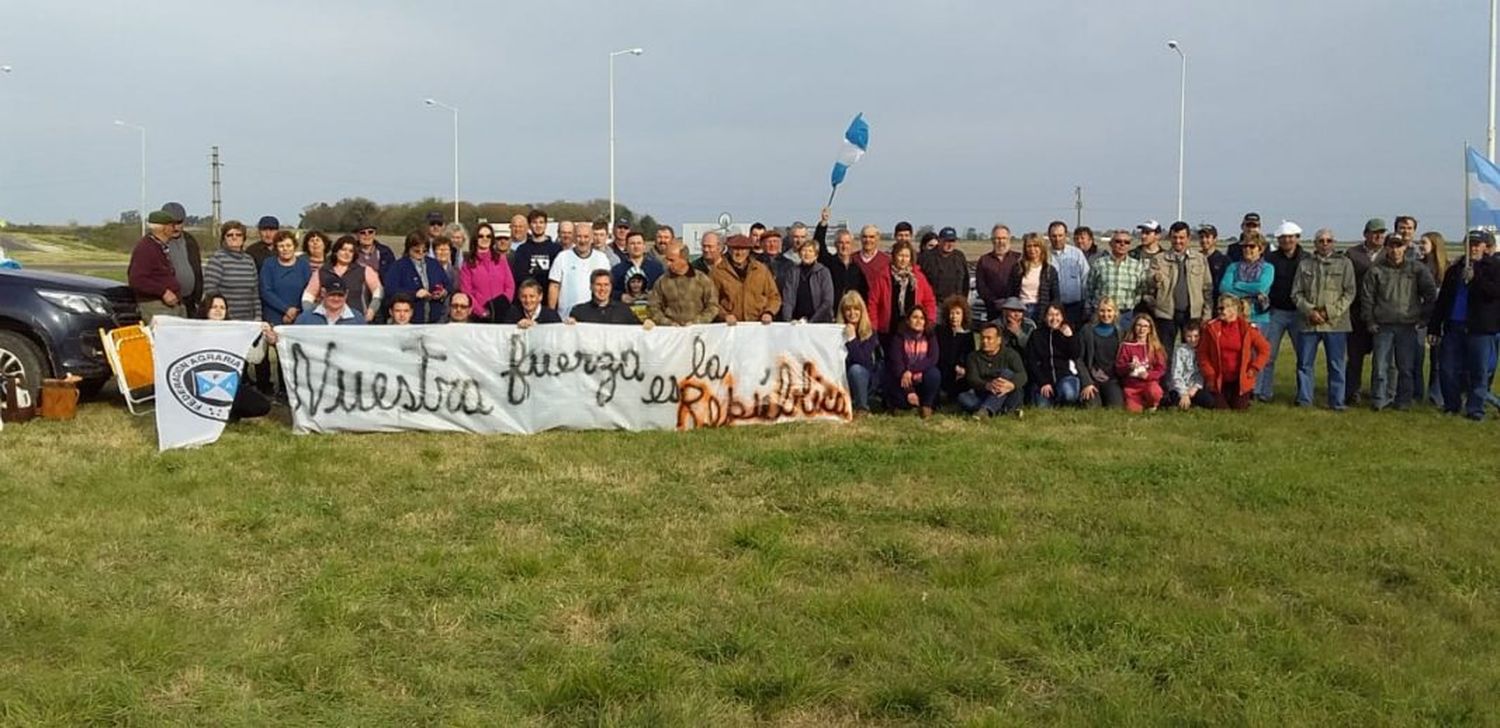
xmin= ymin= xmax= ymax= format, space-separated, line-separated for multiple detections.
xmin=1074 ymin=186 xmax=1083 ymax=230
xmin=210 ymin=146 xmax=222 ymax=239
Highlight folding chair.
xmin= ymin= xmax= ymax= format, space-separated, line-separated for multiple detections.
xmin=99 ymin=324 xmax=156 ymax=415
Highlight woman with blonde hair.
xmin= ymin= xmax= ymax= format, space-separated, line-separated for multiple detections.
xmin=840 ymin=291 xmax=879 ymax=414
xmin=1079 ymin=296 xmax=1125 ymax=408
xmin=1198 ymin=294 xmax=1271 ymax=410
xmin=1008 ymin=232 xmax=1059 ymax=320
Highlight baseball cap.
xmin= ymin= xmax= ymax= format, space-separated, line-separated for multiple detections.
xmin=938 ymin=226 xmax=958 ymax=242
xmin=1363 ymin=218 xmax=1388 ymax=234
xmin=257 ymin=215 xmax=280 ymax=230
xmin=1136 ymin=219 xmax=1162 ymax=233
xmin=1384 ymin=233 xmax=1408 ymax=247
xmin=160 ymin=202 xmax=187 ymax=223
xmin=425 ymin=212 xmax=445 ymax=225
xmin=353 ymin=221 xmax=376 ymax=233
xmin=894 ymin=221 xmax=913 ymax=234
xmin=1196 ymin=223 xmax=1218 ymax=236
xmin=322 ymin=278 xmax=348 ymax=296
xmin=1242 ymin=212 xmax=1261 ymax=225
xmin=1467 ymin=229 xmax=1495 ymax=245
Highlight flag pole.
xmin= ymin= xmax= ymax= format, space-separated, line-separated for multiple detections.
xmin=826 ymin=186 xmax=838 ymax=208
xmin=1466 ymin=143 xmax=1472 ymax=235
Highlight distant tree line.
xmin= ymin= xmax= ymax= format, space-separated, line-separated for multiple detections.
xmin=296 ymin=197 xmax=659 ymax=236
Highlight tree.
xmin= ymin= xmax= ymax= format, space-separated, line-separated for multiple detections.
xmin=964 ymin=226 xmax=979 ymax=241
xmin=637 ymin=214 xmax=659 ymax=238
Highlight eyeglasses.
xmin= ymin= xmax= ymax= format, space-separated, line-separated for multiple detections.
xmin=450 ymin=303 xmax=471 ymax=310
xmin=478 ymin=234 xmax=492 ymax=240
xmin=1315 ymin=238 xmax=1335 ymax=243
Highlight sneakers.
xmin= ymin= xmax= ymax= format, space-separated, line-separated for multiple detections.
xmin=919 ymin=406 xmax=934 ymax=420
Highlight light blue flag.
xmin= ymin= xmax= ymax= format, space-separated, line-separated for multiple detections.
xmin=1467 ymin=145 xmax=1500 ymax=229
xmin=830 ymin=113 xmax=869 ymax=188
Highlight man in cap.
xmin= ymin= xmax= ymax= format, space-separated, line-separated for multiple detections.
xmin=352 ymin=220 xmax=395 ymax=277
xmin=1360 ymin=232 xmax=1437 ymax=411
xmin=646 ymin=241 xmax=719 ymax=327
xmin=155 ymin=202 xmax=204 ymax=316
xmin=996 ymin=296 xmax=1035 ymax=352
xmin=1291 ymin=228 xmax=1356 ymax=409
xmin=1428 ymin=232 xmax=1488 ymax=414
xmin=603 ymin=219 xmax=631 ymax=266
xmin=1431 ymin=230 xmax=1500 ymax=419
xmin=1226 ymin=212 xmax=1261 ymax=263
xmin=711 ymin=233 xmax=780 ymax=325
xmin=127 ymin=209 xmax=190 ymax=322
xmin=1255 ymin=220 xmax=1309 ymax=402
xmin=976 ymin=224 xmax=1021 ymax=321
xmin=920 ymin=226 xmax=970 ymax=304
xmin=245 ymin=215 xmax=280 ymax=268
xmin=425 ymin=211 xmax=445 ymax=246
xmin=1047 ymin=220 xmax=1091 ymax=325
xmin=1198 ymin=224 xmax=1229 ymax=301
xmin=1344 ymin=217 xmax=1389 ymax=406
xmin=1130 ymin=220 xmax=1165 ymax=264
xmin=293 ymin=277 xmax=364 ymax=325
xmin=893 ymin=221 xmax=914 ymax=249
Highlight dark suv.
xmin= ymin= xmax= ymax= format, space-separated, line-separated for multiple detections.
xmin=0 ymin=268 xmax=141 ymax=400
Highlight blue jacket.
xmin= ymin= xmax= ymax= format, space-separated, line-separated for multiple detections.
xmin=384 ymin=256 xmax=451 ymax=323
xmin=260 ymin=256 xmax=312 ymax=323
xmin=1220 ymin=262 xmax=1275 ymax=326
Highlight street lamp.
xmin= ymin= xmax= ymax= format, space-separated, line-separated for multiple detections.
xmin=114 ymin=120 xmax=146 ymax=236
xmin=609 ymin=47 xmax=644 ymax=230
xmin=424 ymin=98 xmax=459 ymax=225
xmin=1167 ymin=40 xmax=1186 ymax=222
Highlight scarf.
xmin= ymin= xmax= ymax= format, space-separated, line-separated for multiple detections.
xmin=1234 ymin=259 xmax=1265 ymax=284
xmin=1093 ymin=322 xmax=1117 ymax=338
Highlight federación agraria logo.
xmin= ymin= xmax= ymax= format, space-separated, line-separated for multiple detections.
xmin=167 ymin=350 xmax=245 ymax=422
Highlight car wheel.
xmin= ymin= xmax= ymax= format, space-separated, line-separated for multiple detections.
xmin=0 ymin=330 xmax=49 ymax=402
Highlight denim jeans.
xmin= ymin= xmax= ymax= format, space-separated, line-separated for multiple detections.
xmin=1255 ymin=308 xmax=1301 ymax=401
xmin=1033 ymin=375 xmax=1082 ymax=408
xmin=891 ymin=366 xmax=943 ymax=410
xmin=1371 ymin=324 xmax=1419 ymax=410
xmin=847 ymin=363 xmax=873 ymax=411
xmin=1437 ymin=326 xmax=1468 ymax=413
xmin=1464 ymin=333 xmax=1499 ymax=419
xmin=958 ymin=388 xmax=1024 ymax=415
xmin=1293 ymin=331 xmax=1347 ymax=409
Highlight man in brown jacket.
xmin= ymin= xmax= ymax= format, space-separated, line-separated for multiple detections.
xmin=711 ymin=234 xmax=780 ymax=325
xmin=646 ymin=243 xmax=718 ymax=327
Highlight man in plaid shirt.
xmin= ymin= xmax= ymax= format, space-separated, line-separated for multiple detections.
xmin=1087 ymin=230 xmax=1149 ymax=320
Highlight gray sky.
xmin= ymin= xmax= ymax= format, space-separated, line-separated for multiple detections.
xmin=0 ymin=0 xmax=1490 ymax=238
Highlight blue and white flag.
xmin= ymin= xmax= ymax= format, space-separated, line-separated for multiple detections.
xmin=1467 ymin=145 xmax=1500 ymax=229
xmin=830 ymin=113 xmax=869 ymax=188
xmin=152 ymin=316 xmax=264 ymax=451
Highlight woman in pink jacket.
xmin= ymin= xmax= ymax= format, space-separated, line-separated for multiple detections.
xmin=459 ymin=222 xmax=516 ymax=321
xmin=1115 ymin=314 xmax=1167 ymax=412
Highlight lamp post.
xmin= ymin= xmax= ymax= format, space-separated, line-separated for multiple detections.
xmin=114 ymin=120 xmax=146 ymax=236
xmin=1488 ymin=0 xmax=1496 ymax=161
xmin=609 ymin=47 xmax=644 ymax=230
xmin=424 ymin=98 xmax=459 ymax=225
xmin=1167 ymin=40 xmax=1186 ymax=222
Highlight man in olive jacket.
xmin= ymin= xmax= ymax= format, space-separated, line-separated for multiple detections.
xmin=646 ymin=244 xmax=719 ymax=327
xmin=1291 ymin=228 xmax=1357 ymax=409
xmin=1360 ymin=234 xmax=1437 ymax=411
xmin=960 ymin=322 xmax=1029 ymax=418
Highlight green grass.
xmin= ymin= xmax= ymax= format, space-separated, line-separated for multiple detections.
xmin=2 ymin=374 xmax=1498 ymax=725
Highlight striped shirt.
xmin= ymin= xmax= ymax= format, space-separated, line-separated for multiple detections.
xmin=202 ymin=249 xmax=261 ymax=321
xmin=1087 ymin=255 xmax=1147 ymax=313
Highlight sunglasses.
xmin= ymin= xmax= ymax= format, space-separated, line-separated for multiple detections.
xmin=1315 ymin=238 xmax=1335 ymax=243
xmin=478 ymin=234 xmax=492 ymax=240
xmin=450 ymin=303 xmax=471 ymax=309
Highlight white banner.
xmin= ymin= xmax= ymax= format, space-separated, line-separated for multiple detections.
xmin=274 ymin=323 xmax=851 ymax=434
xmin=152 ymin=317 xmax=265 ymax=451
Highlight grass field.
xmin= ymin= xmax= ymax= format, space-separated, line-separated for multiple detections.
xmin=2 ymin=379 xmax=1499 ymax=724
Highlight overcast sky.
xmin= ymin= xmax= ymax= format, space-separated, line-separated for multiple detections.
xmin=0 ymin=0 xmax=1491 ymax=237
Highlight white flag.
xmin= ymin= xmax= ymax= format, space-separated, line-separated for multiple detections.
xmin=152 ymin=317 xmax=264 ymax=451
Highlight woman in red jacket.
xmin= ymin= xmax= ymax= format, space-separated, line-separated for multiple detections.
xmin=1116 ymin=313 xmax=1168 ymax=412
xmin=1197 ymin=294 xmax=1272 ymax=410
xmin=887 ymin=241 xmax=938 ymax=336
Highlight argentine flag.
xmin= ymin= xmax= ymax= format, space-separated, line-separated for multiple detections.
xmin=830 ymin=113 xmax=870 ymax=188
xmin=1467 ymin=145 xmax=1500 ymax=229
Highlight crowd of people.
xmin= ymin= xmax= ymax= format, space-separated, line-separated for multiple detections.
xmin=127 ymin=202 xmax=1500 ymax=422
